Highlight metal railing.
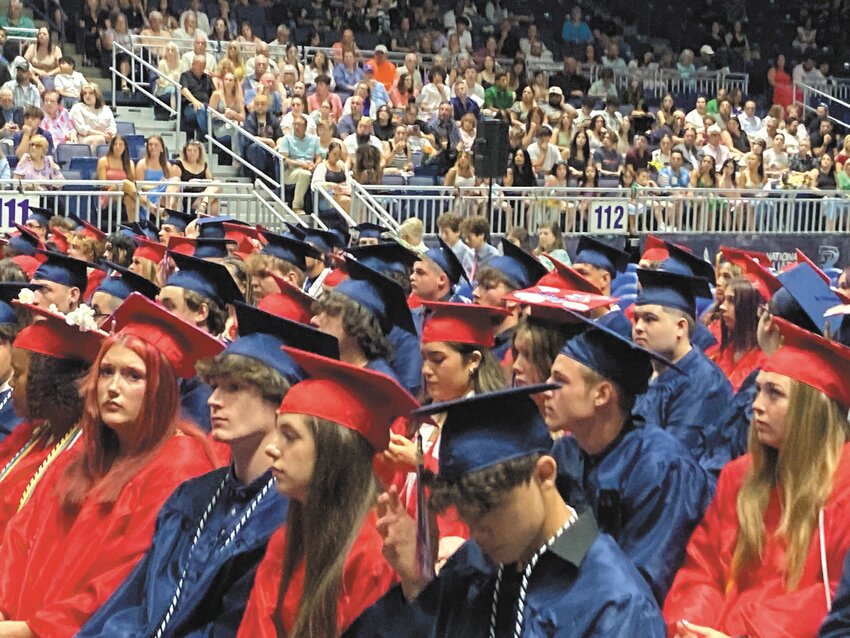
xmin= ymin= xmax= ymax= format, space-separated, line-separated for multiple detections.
xmin=349 ymin=180 xmax=403 ymax=232
xmin=794 ymin=81 xmax=850 ymax=133
xmin=352 ymin=183 xmax=850 ymax=235
xmin=110 ymin=40 xmax=182 ymax=131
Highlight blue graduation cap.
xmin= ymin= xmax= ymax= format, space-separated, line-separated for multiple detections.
xmin=8 ymin=224 xmax=41 ymax=256
xmin=196 ymin=217 xmax=229 ymax=239
xmin=660 ymin=241 xmax=715 ymax=282
xmin=489 ymin=238 xmax=548 ymax=289
xmin=223 ymin=301 xmax=340 ymax=380
xmin=335 ymin=258 xmax=416 ymax=334
xmin=347 ymin=241 xmax=419 ymax=275
xmin=126 ymin=221 xmax=159 ymax=242
xmin=166 ymin=252 xmax=245 ymax=306
xmin=32 ymin=250 xmax=89 ymax=291
xmin=304 ymin=227 xmax=345 ymax=254
xmin=412 ymin=385 xmax=556 ymax=482
xmin=561 ymin=309 xmax=683 ymax=395
xmin=283 ymin=222 xmax=308 ymax=241
xmin=96 ymin=260 xmax=161 ymax=301
xmin=193 ymin=237 xmax=237 ymax=260
xmin=354 ymin=222 xmax=389 ymax=242
xmin=423 ymin=237 xmax=468 ymax=286
xmin=574 ymin=236 xmax=630 ymax=276
xmin=260 ymin=231 xmax=322 ymax=270
xmin=635 ymin=268 xmax=712 ymax=318
xmin=0 ymin=282 xmax=36 ymax=325
xmin=161 ymin=209 xmax=196 ymax=232
xmin=773 ymin=262 xmax=841 ymax=336
xmin=26 ymin=207 xmax=52 ymax=229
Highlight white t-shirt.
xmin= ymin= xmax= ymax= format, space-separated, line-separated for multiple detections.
xmin=527 ymin=142 xmax=561 ymax=172
xmin=281 ymin=111 xmax=317 ymax=134
xmin=54 ymin=71 xmax=87 ymax=97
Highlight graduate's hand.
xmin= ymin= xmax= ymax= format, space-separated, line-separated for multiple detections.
xmin=436 ymin=535 xmax=465 ymax=573
xmin=384 ymin=433 xmax=418 ymax=468
xmin=376 ymin=485 xmax=430 ymax=600
xmin=0 ymin=621 xmax=35 ymax=638
xmin=675 ymin=620 xmax=732 ymax=638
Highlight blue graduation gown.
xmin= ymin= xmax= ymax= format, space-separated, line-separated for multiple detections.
xmin=551 ymin=419 xmax=715 ymax=603
xmin=595 ymin=308 xmax=633 ymax=338
xmin=388 ymin=326 xmax=422 ymax=396
xmin=365 ymin=357 xmax=399 ymax=380
xmin=491 ymin=326 xmax=515 ymax=363
xmin=818 ymin=550 xmax=850 ymax=637
xmin=633 ymin=347 xmax=732 ymax=462
xmin=77 ymin=467 xmax=287 ymax=638
xmin=179 ymin=376 xmax=213 ymax=432
xmin=692 ymin=321 xmax=718 ymax=351
xmin=342 ymin=511 xmax=665 ymax=638
xmin=0 ymin=387 xmax=21 ymax=443
xmin=700 ymin=367 xmax=759 ymax=478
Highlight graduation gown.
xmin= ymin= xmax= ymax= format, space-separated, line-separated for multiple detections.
xmin=551 ymin=419 xmax=715 ymax=603
xmin=663 ymin=445 xmax=850 ymax=638
xmin=491 ymin=326 xmax=515 ymax=365
xmin=180 ymin=376 xmax=214 ymax=432
xmin=236 ymin=510 xmax=396 ymax=637
xmin=0 ymin=386 xmax=21 ymax=442
xmin=342 ymin=511 xmax=666 ymax=638
xmin=596 ymin=308 xmax=633 ymax=338
xmin=692 ymin=320 xmax=719 ymax=351
xmin=818 ymin=551 xmax=850 ymax=637
xmin=708 ymin=344 xmax=766 ymax=392
xmin=633 ymin=347 xmax=732 ymax=463
xmin=365 ymin=357 xmax=399 ymax=380
xmin=387 ymin=325 xmax=422 ymax=395
xmin=77 ymin=467 xmax=287 ymax=638
xmin=700 ymin=368 xmax=759 ymax=478
xmin=0 ymin=434 xmax=216 ymax=638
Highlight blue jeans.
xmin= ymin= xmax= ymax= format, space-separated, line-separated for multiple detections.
xmin=182 ymin=104 xmax=209 ymax=140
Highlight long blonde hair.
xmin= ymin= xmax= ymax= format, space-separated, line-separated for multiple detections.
xmin=732 ymin=379 xmax=849 ymax=589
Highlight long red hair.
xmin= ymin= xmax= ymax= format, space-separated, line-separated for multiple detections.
xmin=61 ymin=333 xmax=214 ymax=514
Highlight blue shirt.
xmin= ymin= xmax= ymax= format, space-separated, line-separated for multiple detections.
xmin=333 ymin=64 xmax=364 ymax=93
xmin=279 ymin=132 xmax=321 ymax=162
xmin=388 ymin=325 xmax=422 ymax=396
xmin=343 ymin=511 xmax=666 ymax=638
xmin=658 ymin=165 xmax=691 ymax=188
xmin=78 ymin=466 xmax=287 ymax=637
xmin=561 ymin=19 xmax=593 ymax=43
xmin=552 ymin=419 xmax=715 ymax=603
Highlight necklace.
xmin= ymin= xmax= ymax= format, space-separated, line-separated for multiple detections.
xmin=0 ymin=424 xmax=46 ymax=485
xmin=487 ymin=509 xmax=578 ymax=638
xmin=154 ymin=474 xmax=276 ymax=638
xmin=18 ymin=425 xmax=83 ymax=511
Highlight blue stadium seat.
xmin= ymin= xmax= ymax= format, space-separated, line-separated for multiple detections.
xmin=124 ymin=135 xmax=147 ymax=162
xmin=408 ymin=175 xmax=436 ymax=186
xmin=95 ymin=144 xmax=109 ymax=158
xmin=381 ymin=174 xmax=406 ymax=186
xmin=62 ymin=170 xmax=83 ymax=181
xmin=55 ymin=143 xmax=92 ymax=167
xmin=68 ymin=156 xmax=99 ymax=180
xmin=116 ymin=121 xmax=136 ymax=136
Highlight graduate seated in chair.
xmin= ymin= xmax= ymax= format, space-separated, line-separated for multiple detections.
xmin=343 ymin=386 xmax=666 ymax=638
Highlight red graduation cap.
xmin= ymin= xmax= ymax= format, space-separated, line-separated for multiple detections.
xmin=77 ymin=219 xmax=107 ymax=242
xmin=504 ymin=286 xmax=619 ymax=324
xmin=134 ymin=236 xmax=167 ymax=263
xmin=109 ymin=292 xmax=225 ymax=378
xmin=11 ymin=256 xmax=41 ymax=279
xmin=50 ymin=228 xmax=69 ymax=254
xmin=720 ymin=247 xmax=781 ymax=301
xmin=537 ymin=255 xmax=603 ymax=295
xmin=762 ymin=316 xmax=850 ymax=412
xmin=796 ymin=249 xmax=830 ymax=285
xmin=166 ymin=235 xmax=197 ymax=257
xmin=280 ymin=346 xmax=420 ymax=451
xmin=641 ymin=235 xmax=671 ymax=263
xmin=223 ymin=222 xmax=262 ymax=255
xmin=12 ymin=303 xmax=107 ymax=364
xmin=421 ymin=301 xmax=509 ymax=348
xmin=257 ymin=275 xmax=315 ymax=324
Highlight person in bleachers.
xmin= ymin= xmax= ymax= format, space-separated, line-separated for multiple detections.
xmin=68 ymin=81 xmax=114 ymax=151
xmin=306 ymin=74 xmax=342 ymax=122
xmin=337 ymin=94 xmax=365 ymax=139
xmin=138 ymin=10 xmax=172 ymax=61
xmin=396 ymin=52 xmax=423 ymax=93
xmin=13 ymin=104 xmax=53 ymax=160
xmin=278 ymin=114 xmax=321 ymax=213
xmin=23 ymin=26 xmax=61 ymax=81
xmin=13 ymin=133 xmax=63 ymax=189
xmin=244 ymin=47 xmax=279 ymax=86
xmin=352 ymin=142 xmax=383 ymax=186
xmin=450 ymin=79 xmax=480 ymax=122
xmin=243 ymin=91 xmax=281 ymax=182
xmin=174 ymin=140 xmax=220 ymax=215
xmin=173 ymin=10 xmax=203 ymax=40
xmin=180 ymin=33 xmax=217 ymax=74
xmin=426 ymin=102 xmax=459 ymax=150
xmin=180 ymin=54 xmax=215 ymax=141
xmin=333 ymin=49 xmax=363 ymax=103
xmin=96 ymin=134 xmax=139 ymax=221
xmin=53 ymin=57 xmax=86 ymax=109
xmin=244 ymin=71 xmax=285 ymax=118
xmin=4 ymin=60 xmax=41 ymax=110
xmin=342 ymin=116 xmax=382 ymax=159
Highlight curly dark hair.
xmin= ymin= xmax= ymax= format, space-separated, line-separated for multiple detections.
xmin=196 ymin=352 xmax=291 ymax=405
xmin=312 ymin=291 xmax=391 ymax=361
xmin=26 ymin=353 xmax=88 ymax=426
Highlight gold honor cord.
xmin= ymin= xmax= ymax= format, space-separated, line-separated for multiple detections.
xmin=0 ymin=425 xmax=47 ymax=485
xmin=17 ymin=426 xmax=83 ymax=512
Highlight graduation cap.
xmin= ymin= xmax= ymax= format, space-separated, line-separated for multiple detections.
xmin=346 ymin=242 xmax=419 ymax=275
xmin=661 ymin=242 xmax=715 ymax=282
xmin=196 ymin=217 xmax=228 ymax=239
xmin=109 ymin=292 xmax=225 ymax=378
xmin=12 ymin=303 xmax=106 ymax=364
xmin=223 ymin=222 xmax=262 ymax=255
xmin=304 ymin=227 xmax=346 ymax=254
xmin=560 ymin=309 xmax=683 ymax=396
xmin=719 ymin=245 xmax=772 ymax=270
xmin=282 ymin=222 xmax=308 ymax=241
xmin=95 ymin=261 xmax=161 ymax=301
xmin=354 ymin=222 xmax=389 ymax=242
xmin=8 ymin=223 xmax=43 ymax=256
xmin=422 ymin=238 xmax=468 ymax=287
xmin=165 ymin=252 xmax=244 ymax=307
xmin=221 ymin=301 xmax=339 ymax=380
xmin=133 ymin=236 xmax=167 ymax=263
xmin=257 ymin=275 xmax=315 ymax=324
xmin=49 ymin=227 xmax=69 ymax=254
xmin=488 ymin=238 xmax=548 ymax=289
xmin=762 ymin=316 xmax=850 ymax=413
xmin=773 ymin=262 xmax=841 ymax=336
xmin=280 ymin=347 xmax=419 ymax=451
xmin=573 ymin=236 xmax=630 ymax=276
xmin=640 ymin=235 xmax=670 ymax=263
xmin=260 ymin=231 xmax=321 ymax=270
xmin=161 ymin=209 xmax=197 ymax=232
xmin=796 ymin=249 xmax=831 ymax=285
xmin=193 ymin=237 xmax=237 ymax=260
xmin=635 ymin=268 xmax=712 ymax=318
xmin=131 ymin=220 xmax=160 ymax=242
xmin=25 ymin=207 xmax=52 ymax=229
xmin=0 ymin=282 xmax=37 ymax=325
xmin=67 ymin=213 xmax=107 ymax=242
xmin=335 ymin=258 xmax=416 ymax=334
xmin=537 ymin=255 xmax=603 ymax=294
xmin=32 ymin=250 xmax=89 ymax=291
xmin=720 ymin=248 xmax=781 ymax=301
xmin=505 ymin=286 xmax=618 ymax=323
xmin=166 ymin=235 xmax=197 ymax=256
xmin=412 ymin=385 xmax=555 ymax=483
xmin=421 ymin=301 xmax=509 ymax=348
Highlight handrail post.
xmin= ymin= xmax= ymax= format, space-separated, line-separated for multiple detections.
xmin=112 ymin=45 xmax=117 ymax=111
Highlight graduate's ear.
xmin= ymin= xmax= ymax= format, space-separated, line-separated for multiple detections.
xmin=68 ymin=286 xmax=81 ymax=309
xmin=535 ymin=455 xmax=558 ymax=488
xmin=592 ymin=379 xmax=614 ymax=409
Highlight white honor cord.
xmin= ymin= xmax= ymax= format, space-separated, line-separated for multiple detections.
xmin=820 ymin=508 xmax=832 ymax=610
xmin=488 ymin=509 xmax=578 ymax=638
xmin=154 ymin=475 xmax=276 ymax=638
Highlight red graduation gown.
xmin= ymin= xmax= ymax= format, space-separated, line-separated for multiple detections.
xmin=708 ymin=345 xmax=767 ymax=392
xmin=663 ymin=444 xmax=850 ymax=638
xmin=236 ymin=510 xmax=396 ymax=637
xmin=0 ymin=434 xmax=216 ymax=638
